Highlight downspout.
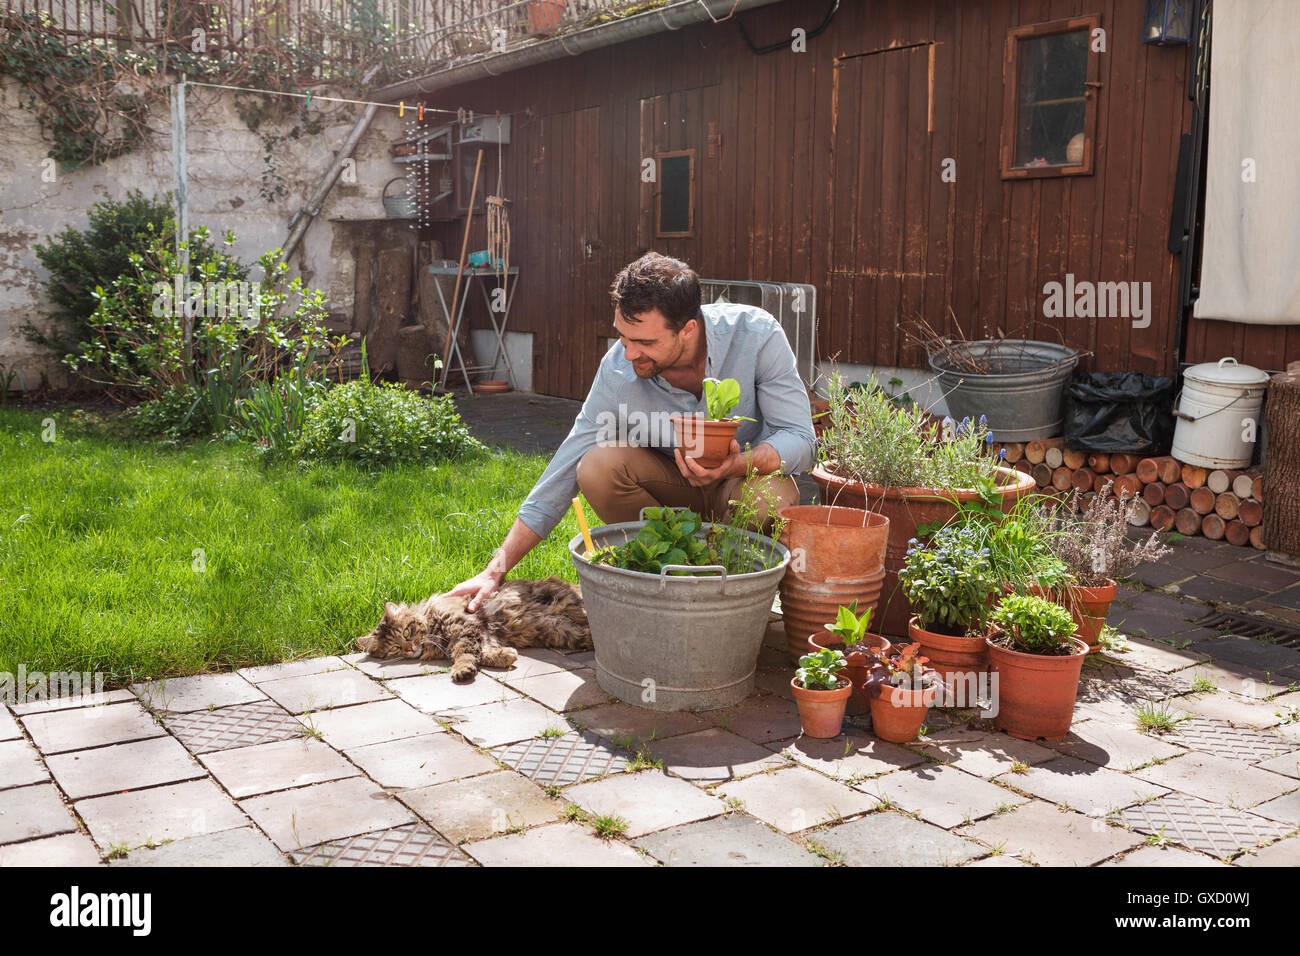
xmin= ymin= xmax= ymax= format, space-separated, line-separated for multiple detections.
xmin=372 ymin=0 xmax=789 ymax=104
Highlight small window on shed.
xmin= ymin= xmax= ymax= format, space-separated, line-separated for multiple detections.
xmin=1001 ymin=16 xmax=1101 ymax=178
xmin=656 ymin=150 xmax=694 ymax=237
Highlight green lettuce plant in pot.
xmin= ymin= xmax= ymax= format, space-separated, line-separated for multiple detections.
xmin=805 ymin=601 xmax=891 ymax=716
xmin=986 ymin=593 xmax=1088 ymax=741
xmin=672 ymin=377 xmax=755 ymax=469
xmin=898 ymin=525 xmax=999 ymax=685
xmin=812 ymin=373 xmax=1036 ymax=639
xmin=862 ymin=643 xmax=944 ymax=743
xmin=1041 ymin=482 xmax=1172 ymax=653
xmin=791 ymin=648 xmax=852 ymax=738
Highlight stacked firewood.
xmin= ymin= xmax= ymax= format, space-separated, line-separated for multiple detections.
xmin=991 ymin=439 xmax=1266 ymax=550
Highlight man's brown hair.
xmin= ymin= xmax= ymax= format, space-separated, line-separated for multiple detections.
xmin=609 ymin=252 xmax=702 ymax=331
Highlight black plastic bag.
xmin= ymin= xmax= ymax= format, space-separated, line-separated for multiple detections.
xmin=1063 ymin=372 xmax=1175 ymax=453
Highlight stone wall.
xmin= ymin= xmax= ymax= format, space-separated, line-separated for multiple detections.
xmin=0 ymin=76 xmax=407 ymax=390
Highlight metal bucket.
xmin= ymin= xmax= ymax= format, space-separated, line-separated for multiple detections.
xmin=569 ymin=520 xmax=790 ymax=712
xmin=1171 ymin=357 xmax=1269 ymax=469
xmin=930 ymin=340 xmax=1079 ymax=441
xmin=382 ymin=177 xmax=418 ymax=218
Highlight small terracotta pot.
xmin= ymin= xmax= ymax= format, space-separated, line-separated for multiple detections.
xmin=1069 ymin=579 xmax=1117 ymax=653
xmin=986 ymin=635 xmax=1089 ymax=741
xmin=671 ymin=417 xmax=741 ymax=469
xmin=791 ymin=677 xmax=852 ymax=738
xmin=868 ymin=680 xmax=938 ymax=743
xmin=908 ymin=616 xmax=989 ymax=686
xmin=806 ymin=631 xmax=892 ymax=716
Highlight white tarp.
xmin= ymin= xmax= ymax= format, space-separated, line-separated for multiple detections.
xmin=1193 ymin=0 xmax=1300 ymax=324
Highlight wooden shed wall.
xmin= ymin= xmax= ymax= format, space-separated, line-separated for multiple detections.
xmin=422 ymin=0 xmax=1200 ymax=400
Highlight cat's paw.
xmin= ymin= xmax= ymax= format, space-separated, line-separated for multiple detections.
xmin=451 ymin=662 xmax=478 ymax=683
xmin=483 ymin=646 xmax=518 ymax=669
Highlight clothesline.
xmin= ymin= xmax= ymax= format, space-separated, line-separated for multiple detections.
xmin=182 ymin=80 xmax=468 ymax=121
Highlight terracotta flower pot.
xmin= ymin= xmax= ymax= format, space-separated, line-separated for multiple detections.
xmin=777 ymin=506 xmax=889 ymax=661
xmin=811 ymin=464 xmax=1036 ymax=640
xmin=986 ymin=635 xmax=1089 ymax=741
xmin=1069 ymin=579 xmax=1118 ymax=653
xmin=806 ymin=631 xmax=892 ymax=716
xmin=672 ymin=417 xmax=741 ymax=469
xmin=908 ymin=616 xmax=989 ymax=688
xmin=1028 ymin=581 xmax=1116 ymax=654
xmin=791 ymin=677 xmax=852 ymax=738
xmin=868 ymin=680 xmax=939 ymax=743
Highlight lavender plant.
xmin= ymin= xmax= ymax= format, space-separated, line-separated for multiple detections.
xmin=1044 ymin=480 xmax=1172 ymax=587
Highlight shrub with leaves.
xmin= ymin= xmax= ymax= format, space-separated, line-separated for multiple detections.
xmin=991 ymin=594 xmax=1078 ymax=656
xmin=899 ymin=525 xmax=998 ymax=635
xmin=291 ymin=380 xmax=485 ymax=467
xmin=126 ymin=384 xmax=212 ymax=442
xmin=1044 ymin=481 xmax=1172 ymax=587
xmin=824 ymin=601 xmax=873 ymax=650
xmin=818 ymin=373 xmax=1001 ymax=490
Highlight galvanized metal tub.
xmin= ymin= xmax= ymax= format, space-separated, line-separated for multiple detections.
xmin=569 ymin=521 xmax=790 ymax=712
xmin=930 ymin=340 xmax=1080 ymax=442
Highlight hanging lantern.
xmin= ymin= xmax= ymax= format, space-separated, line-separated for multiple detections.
xmin=1143 ymin=0 xmax=1192 ymax=45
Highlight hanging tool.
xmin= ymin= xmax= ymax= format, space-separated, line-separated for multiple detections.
xmin=440 ymin=147 xmax=484 ymax=389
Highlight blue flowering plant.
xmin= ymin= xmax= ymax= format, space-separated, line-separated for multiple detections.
xmin=898 ymin=525 xmax=999 ymax=637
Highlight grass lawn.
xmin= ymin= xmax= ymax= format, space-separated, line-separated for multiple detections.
xmin=0 ymin=406 xmax=582 ymax=686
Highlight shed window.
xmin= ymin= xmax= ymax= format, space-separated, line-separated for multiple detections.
xmin=656 ymin=150 xmax=694 ymax=237
xmin=1001 ymin=16 xmax=1101 ymax=178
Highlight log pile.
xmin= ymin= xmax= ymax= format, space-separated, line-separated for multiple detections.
xmin=996 ymin=442 xmax=1266 ymax=550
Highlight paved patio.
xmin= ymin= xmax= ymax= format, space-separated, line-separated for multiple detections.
xmin=2 ymin=393 xmax=1298 ymax=867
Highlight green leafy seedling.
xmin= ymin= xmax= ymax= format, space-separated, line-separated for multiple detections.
xmin=702 ymin=378 xmax=755 ymax=422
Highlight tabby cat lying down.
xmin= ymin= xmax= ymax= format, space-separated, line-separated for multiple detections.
xmin=357 ymin=577 xmax=591 ymax=683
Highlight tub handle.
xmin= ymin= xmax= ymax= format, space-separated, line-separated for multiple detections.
xmin=659 ymin=564 xmax=728 ymax=592
xmin=1171 ymin=387 xmax=1246 ymax=423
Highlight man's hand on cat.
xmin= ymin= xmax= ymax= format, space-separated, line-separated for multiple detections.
xmin=446 ymin=566 xmax=503 ymax=613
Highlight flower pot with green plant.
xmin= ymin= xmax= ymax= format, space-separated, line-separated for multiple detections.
xmin=812 ymin=374 xmax=1036 ymax=638
xmin=1041 ymin=481 xmax=1172 ymax=652
xmin=986 ymin=593 xmax=1088 ymax=741
xmin=806 ymin=601 xmax=891 ymax=715
xmin=862 ymin=643 xmax=943 ymax=743
xmin=791 ymin=648 xmax=853 ymax=738
xmin=898 ymin=525 xmax=1000 ymax=684
xmin=571 ymin=487 xmax=790 ymax=711
xmin=671 ymin=377 xmax=756 ymax=469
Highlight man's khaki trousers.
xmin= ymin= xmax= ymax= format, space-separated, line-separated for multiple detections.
xmin=576 ymin=444 xmax=799 ymax=527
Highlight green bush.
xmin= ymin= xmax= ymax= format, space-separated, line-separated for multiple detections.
xmin=991 ymin=593 xmax=1078 ymax=655
xmin=291 ymin=380 xmax=486 ymax=467
xmin=899 ymin=525 xmax=998 ymax=635
xmin=126 ymin=384 xmax=212 ymax=442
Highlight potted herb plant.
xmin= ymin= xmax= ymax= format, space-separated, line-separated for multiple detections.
xmin=812 ymin=374 xmax=1036 ymax=638
xmin=672 ymin=377 xmax=755 ymax=469
xmin=791 ymin=648 xmax=853 ymax=738
xmin=571 ymin=488 xmax=789 ymax=712
xmin=897 ymin=525 xmax=999 ymax=684
xmin=862 ymin=643 xmax=943 ymax=743
xmin=986 ymin=593 xmax=1088 ymax=741
xmin=805 ymin=601 xmax=891 ymax=715
xmin=1042 ymin=482 xmax=1172 ymax=652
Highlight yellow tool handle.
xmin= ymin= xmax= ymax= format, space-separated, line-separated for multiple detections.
xmin=572 ymin=496 xmax=595 ymax=557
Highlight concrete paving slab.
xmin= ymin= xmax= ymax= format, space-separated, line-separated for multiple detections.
xmin=859 ymin=764 xmax=1026 ymax=829
xmin=635 ymin=814 xmax=821 ymax=867
xmin=498 ymin=667 xmax=609 ymax=712
xmin=0 ymin=832 xmax=103 ymax=866
xmin=296 ymin=698 xmax=446 ymax=751
xmin=46 ymin=735 xmax=206 ymax=800
xmin=1133 ymin=752 xmax=1294 ymax=807
xmin=110 ymin=827 xmax=287 ymax=867
xmin=161 ymin=699 xmax=306 ymax=753
xmin=398 ymin=771 xmax=560 ymax=843
xmin=443 ymin=698 xmax=570 ymax=748
xmin=388 ymin=672 xmax=521 ymax=714
xmin=239 ymin=777 xmax=416 ymax=852
xmin=0 ymin=706 xmax=20 ymax=741
xmin=0 ymin=783 xmax=77 ymax=845
xmin=717 ymin=766 xmax=877 ymax=833
xmin=236 ymin=656 xmax=350 ymax=683
xmin=707 ymin=694 xmax=803 ymax=745
xmin=1103 ymin=844 xmax=1228 ymax=867
xmin=76 ymin=779 xmax=247 ymax=850
xmin=292 ymin=823 xmax=473 ymax=867
xmin=11 ymin=690 xmax=134 ymax=716
xmin=565 ymin=701 xmax=708 ymax=744
xmin=960 ymin=800 xmax=1141 ymax=866
xmin=198 ymin=737 xmax=360 ymax=798
xmin=346 ymin=733 xmax=498 ymax=790
xmin=1118 ymin=792 xmax=1292 ymax=858
xmin=817 ymin=811 xmax=986 ymax=867
xmin=919 ymin=733 xmax=1057 ymax=779
xmin=0 ymin=738 xmax=50 ymax=790
xmin=648 ymin=728 xmax=790 ymax=784
xmin=462 ymin=822 xmax=650 ymax=866
xmin=21 ymin=701 xmax=164 ymax=754
xmin=1047 ymin=721 xmax=1187 ymax=771
xmin=565 ymin=771 xmax=725 ymax=837
xmin=131 ymin=673 xmax=265 ymax=713
xmin=996 ymin=755 xmax=1169 ymax=816
xmin=768 ymin=732 xmax=928 ymax=782
xmin=1237 ymin=836 xmax=1300 ymax=867
xmin=257 ymin=669 xmax=389 ymax=714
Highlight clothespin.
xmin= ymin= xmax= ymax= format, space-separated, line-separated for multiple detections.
xmin=304 ymin=90 xmax=311 ymax=109
xmin=399 ymin=101 xmax=405 ymax=118
xmin=418 ymin=104 xmax=424 ymax=121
